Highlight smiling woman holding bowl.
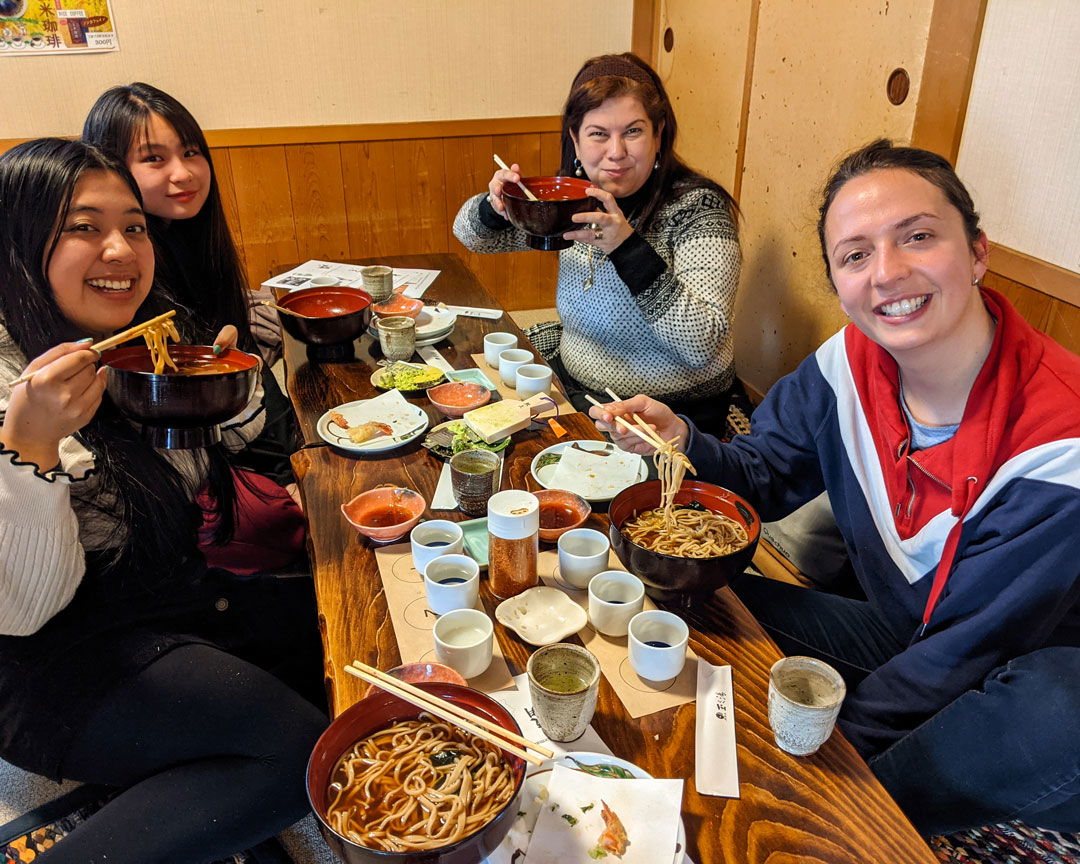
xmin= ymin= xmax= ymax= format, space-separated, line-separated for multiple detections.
xmin=453 ymin=52 xmax=745 ymax=433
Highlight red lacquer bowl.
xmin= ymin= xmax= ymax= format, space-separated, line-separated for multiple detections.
xmin=307 ymin=682 xmax=526 ymax=863
xmin=277 ymin=286 xmax=372 ymax=345
xmin=501 ymin=176 xmax=596 ymax=251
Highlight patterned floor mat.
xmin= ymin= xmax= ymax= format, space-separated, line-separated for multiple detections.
xmin=933 ymin=822 xmax=1080 ymax=864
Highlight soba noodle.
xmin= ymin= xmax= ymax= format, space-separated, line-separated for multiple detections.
xmin=142 ymin=318 xmax=180 ymax=374
xmin=325 ymin=716 xmax=516 ymax=852
xmin=622 ymin=438 xmax=749 ymax=558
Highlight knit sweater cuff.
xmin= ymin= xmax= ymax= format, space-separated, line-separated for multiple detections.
xmin=478 ymin=195 xmax=514 ymax=231
xmin=609 ymin=231 xmax=667 ymax=295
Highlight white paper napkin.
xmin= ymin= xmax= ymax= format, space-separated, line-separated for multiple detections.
xmin=549 ymin=446 xmax=643 ymax=499
xmin=694 ymin=662 xmax=740 ymax=798
xmin=431 ymin=462 xmax=458 ymax=510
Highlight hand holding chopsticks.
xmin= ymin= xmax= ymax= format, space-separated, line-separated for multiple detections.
xmin=584 ymin=390 xmax=696 ymax=475
xmin=493 ymin=154 xmax=538 ymax=201
xmin=344 ymin=661 xmax=553 ymax=766
xmin=7 ymin=310 xmax=178 ymax=388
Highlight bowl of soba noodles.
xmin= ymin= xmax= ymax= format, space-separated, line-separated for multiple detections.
xmin=608 ymin=479 xmax=760 ymax=600
xmin=500 ymin=176 xmax=597 ymax=251
xmin=101 ymin=344 xmax=260 ymax=450
xmin=277 ymin=286 xmax=373 ymax=346
xmin=307 ymin=682 xmax=526 ymax=863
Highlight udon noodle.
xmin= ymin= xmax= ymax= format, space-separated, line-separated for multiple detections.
xmin=142 ymin=317 xmax=180 ymax=374
xmin=622 ymin=437 xmax=749 ymax=558
xmin=325 ymin=716 xmax=516 ymax=852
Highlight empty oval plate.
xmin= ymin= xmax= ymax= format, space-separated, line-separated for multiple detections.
xmin=495 ymin=586 xmax=587 ymax=646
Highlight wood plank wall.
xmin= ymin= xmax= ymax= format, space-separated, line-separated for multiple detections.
xmin=209 ymin=128 xmax=562 ymax=311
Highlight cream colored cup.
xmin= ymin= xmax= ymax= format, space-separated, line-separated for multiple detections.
xmin=498 ymin=348 xmax=533 ymax=387
xmin=424 ymin=554 xmax=480 ymax=615
xmin=433 ymin=609 xmax=493 ymax=679
xmin=768 ymin=656 xmax=846 ymax=756
xmin=628 ymin=610 xmax=689 ymax=681
xmin=557 ymin=528 xmax=610 ymax=589
xmin=360 ymin=265 xmax=393 ymax=302
xmin=483 ymin=332 xmax=517 ymax=367
xmin=526 ymin=643 xmax=600 ymax=742
xmin=516 ymin=363 xmax=553 ymax=398
xmin=587 ymin=570 xmax=645 ymax=637
xmin=410 ymin=519 xmax=465 ymax=576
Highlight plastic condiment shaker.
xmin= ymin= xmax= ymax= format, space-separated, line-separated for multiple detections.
xmin=488 ymin=490 xmax=539 ymax=599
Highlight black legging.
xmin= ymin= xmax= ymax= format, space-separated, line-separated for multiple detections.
xmin=37 ymin=644 xmax=327 ymax=864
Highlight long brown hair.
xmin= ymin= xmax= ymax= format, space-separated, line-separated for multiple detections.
xmin=559 ymin=53 xmax=737 ymax=233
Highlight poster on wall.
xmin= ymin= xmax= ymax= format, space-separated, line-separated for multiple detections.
xmin=0 ymin=0 xmax=118 ymax=55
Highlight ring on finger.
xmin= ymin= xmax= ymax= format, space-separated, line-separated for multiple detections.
xmin=593 ymin=227 xmax=604 ymax=241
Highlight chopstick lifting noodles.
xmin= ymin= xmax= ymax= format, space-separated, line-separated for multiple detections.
xmin=7 ymin=310 xmax=179 ymax=387
xmin=344 ymin=662 xmax=550 ymax=766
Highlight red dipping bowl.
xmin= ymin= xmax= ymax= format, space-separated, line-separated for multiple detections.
xmin=342 ymin=486 xmax=426 ymax=543
xmin=277 ymin=286 xmax=372 ymax=346
xmin=608 ymin=479 xmax=760 ymax=600
xmin=425 ymin=381 xmax=491 ymax=419
xmin=101 ymin=344 xmax=259 ymax=449
xmin=501 ymin=176 xmax=596 ymax=251
xmin=534 ymin=488 xmax=591 ymax=542
xmin=307 ymin=682 xmax=526 ymax=864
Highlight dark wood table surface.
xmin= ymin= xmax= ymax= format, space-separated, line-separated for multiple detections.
xmin=285 ymin=253 xmax=936 ymax=864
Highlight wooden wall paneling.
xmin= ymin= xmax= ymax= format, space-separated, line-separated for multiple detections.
xmin=441 ymin=134 xmax=501 ymax=302
xmin=340 ymin=140 xmax=401 ymax=259
xmin=391 ymin=138 xmax=449 ymax=256
xmin=228 ymin=145 xmax=299 ymax=288
xmin=982 ymin=271 xmax=1054 ymax=333
xmin=210 ymin=147 xmax=246 ymax=269
xmin=285 ymin=143 xmax=351 ymax=262
xmin=493 ymin=132 xmax=546 ymax=311
xmin=536 ymin=131 xmax=565 ymax=305
xmin=1043 ymin=300 xmax=1080 ymax=357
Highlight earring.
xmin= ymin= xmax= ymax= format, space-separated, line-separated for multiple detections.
xmin=653 ymin=157 xmax=660 ymax=171
xmin=972 ymin=276 xmax=980 ymax=286
xmin=573 ymin=158 xmax=583 ymax=177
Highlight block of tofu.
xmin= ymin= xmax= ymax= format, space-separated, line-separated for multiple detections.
xmin=462 ymin=394 xmax=551 ymax=443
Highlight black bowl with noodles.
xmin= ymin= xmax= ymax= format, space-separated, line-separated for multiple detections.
xmin=101 ymin=344 xmax=259 ymax=450
xmin=608 ymin=479 xmax=761 ymax=602
xmin=307 ymin=682 xmax=526 ymax=864
xmin=500 ymin=176 xmax=596 ymax=251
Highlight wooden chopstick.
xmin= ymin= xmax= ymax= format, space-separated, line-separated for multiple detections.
xmin=7 ymin=310 xmax=178 ymax=388
xmin=492 ymin=153 xmax=539 ymax=201
xmin=344 ymin=662 xmax=550 ymax=765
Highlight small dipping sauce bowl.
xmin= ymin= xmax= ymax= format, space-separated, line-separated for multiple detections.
xmin=426 ymin=381 xmax=491 ymax=419
xmin=533 ymin=489 xmax=591 ymax=542
xmin=371 ymin=293 xmax=424 ymax=320
xmin=341 ymin=486 xmax=425 ymax=542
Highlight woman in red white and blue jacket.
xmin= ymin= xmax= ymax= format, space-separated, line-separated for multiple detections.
xmin=592 ymin=140 xmax=1080 ymax=836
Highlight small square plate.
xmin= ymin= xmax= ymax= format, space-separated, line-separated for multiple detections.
xmin=458 ymin=517 xmax=489 ymax=569
xmin=445 ymin=367 xmax=497 ymax=391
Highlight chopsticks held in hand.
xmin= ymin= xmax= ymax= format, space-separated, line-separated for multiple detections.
xmin=493 ymin=154 xmax=538 ymax=201
xmin=345 ymin=661 xmax=553 ymax=766
xmin=7 ymin=310 xmax=178 ymax=388
xmin=585 ymin=388 xmax=697 ymax=475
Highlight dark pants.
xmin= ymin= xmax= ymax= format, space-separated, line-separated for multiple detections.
xmin=732 ymin=574 xmax=1080 ymax=836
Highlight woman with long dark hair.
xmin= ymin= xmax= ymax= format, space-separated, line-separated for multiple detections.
xmin=0 ymin=138 xmax=325 ymax=862
xmin=592 ymin=140 xmax=1080 ymax=835
xmin=454 ymin=53 xmax=744 ymax=432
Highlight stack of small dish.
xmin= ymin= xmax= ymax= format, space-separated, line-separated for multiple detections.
xmin=365 ymin=306 xmax=457 ymax=347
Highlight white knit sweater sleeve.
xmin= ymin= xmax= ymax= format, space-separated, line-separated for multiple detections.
xmin=452 ymin=193 xmax=533 ymax=254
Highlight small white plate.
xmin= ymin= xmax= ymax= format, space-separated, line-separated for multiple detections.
xmin=317 ymin=398 xmax=428 ymax=453
xmin=494 ymin=586 xmax=587 ymax=646
xmin=414 ymin=306 xmax=457 ymax=335
xmin=530 ymin=440 xmax=648 ymax=503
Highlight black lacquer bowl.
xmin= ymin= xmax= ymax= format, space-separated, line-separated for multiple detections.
xmin=500 ymin=176 xmax=596 ymax=251
xmin=608 ymin=479 xmax=760 ymax=601
xmin=101 ymin=344 xmax=259 ymax=449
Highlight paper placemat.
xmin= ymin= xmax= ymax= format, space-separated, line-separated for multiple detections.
xmin=373 ymin=544 xmax=515 ymax=692
xmin=537 ymin=549 xmax=697 ymax=719
xmin=470 ymin=353 xmax=571 ymax=419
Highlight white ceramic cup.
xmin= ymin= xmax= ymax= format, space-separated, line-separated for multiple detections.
xmin=308 ymin=276 xmax=339 ymax=287
xmin=410 ymin=519 xmax=465 ymax=576
xmin=587 ymin=570 xmax=645 ymax=637
xmin=483 ymin=332 xmax=517 ymax=368
xmin=768 ymin=656 xmax=846 ymax=756
xmin=628 ymin=610 xmax=690 ymax=681
xmin=498 ymin=348 xmax=533 ymax=387
xmin=433 ymin=608 xmax=493 ymax=679
xmin=557 ymin=528 xmax=610 ymax=589
xmin=424 ymin=554 xmax=480 ymax=615
xmin=515 ymin=363 xmax=553 ymax=398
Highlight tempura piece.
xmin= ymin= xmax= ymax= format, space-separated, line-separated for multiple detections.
xmin=598 ymin=800 xmax=630 ymax=858
xmin=329 ymin=411 xmax=350 ymax=429
xmin=347 ymin=421 xmax=393 ymax=444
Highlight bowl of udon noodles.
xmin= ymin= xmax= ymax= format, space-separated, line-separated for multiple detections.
xmin=608 ymin=479 xmax=760 ymax=600
xmin=307 ymin=682 xmax=526 ymax=863
xmin=277 ymin=286 xmax=373 ymax=346
xmin=500 ymin=176 xmax=597 ymax=251
xmin=101 ymin=344 xmax=260 ymax=450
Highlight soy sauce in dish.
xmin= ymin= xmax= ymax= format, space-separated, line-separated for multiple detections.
xmin=361 ymin=505 xmax=414 ymax=527
xmin=539 ymin=503 xmax=579 ymax=530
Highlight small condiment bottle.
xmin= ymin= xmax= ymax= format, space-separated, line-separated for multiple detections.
xmin=487 ymin=490 xmax=539 ymax=600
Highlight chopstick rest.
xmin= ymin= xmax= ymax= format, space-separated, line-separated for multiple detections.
xmin=695 ymin=661 xmax=740 ymax=797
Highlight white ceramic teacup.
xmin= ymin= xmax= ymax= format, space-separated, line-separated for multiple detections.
xmin=526 ymin=643 xmax=601 ymax=742
xmin=768 ymin=656 xmax=846 ymax=756
xmin=628 ymin=610 xmax=689 ymax=681
xmin=498 ymin=348 xmax=533 ymax=387
xmin=433 ymin=608 xmax=493 ymax=679
xmin=557 ymin=528 xmax=610 ymax=589
xmin=424 ymin=554 xmax=480 ymax=615
xmin=516 ymin=363 xmax=553 ymax=398
xmin=410 ymin=519 xmax=465 ymax=576
xmin=483 ymin=332 xmax=517 ymax=368
xmin=587 ymin=570 xmax=645 ymax=637
xmin=308 ymin=276 xmax=339 ymax=287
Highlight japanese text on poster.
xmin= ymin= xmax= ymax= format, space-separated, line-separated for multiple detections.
xmin=0 ymin=0 xmax=118 ymax=55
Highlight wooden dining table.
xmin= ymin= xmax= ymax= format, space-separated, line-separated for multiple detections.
xmin=283 ymin=253 xmax=937 ymax=864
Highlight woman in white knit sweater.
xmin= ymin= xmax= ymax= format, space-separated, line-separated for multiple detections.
xmin=454 ymin=52 xmax=744 ymax=431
